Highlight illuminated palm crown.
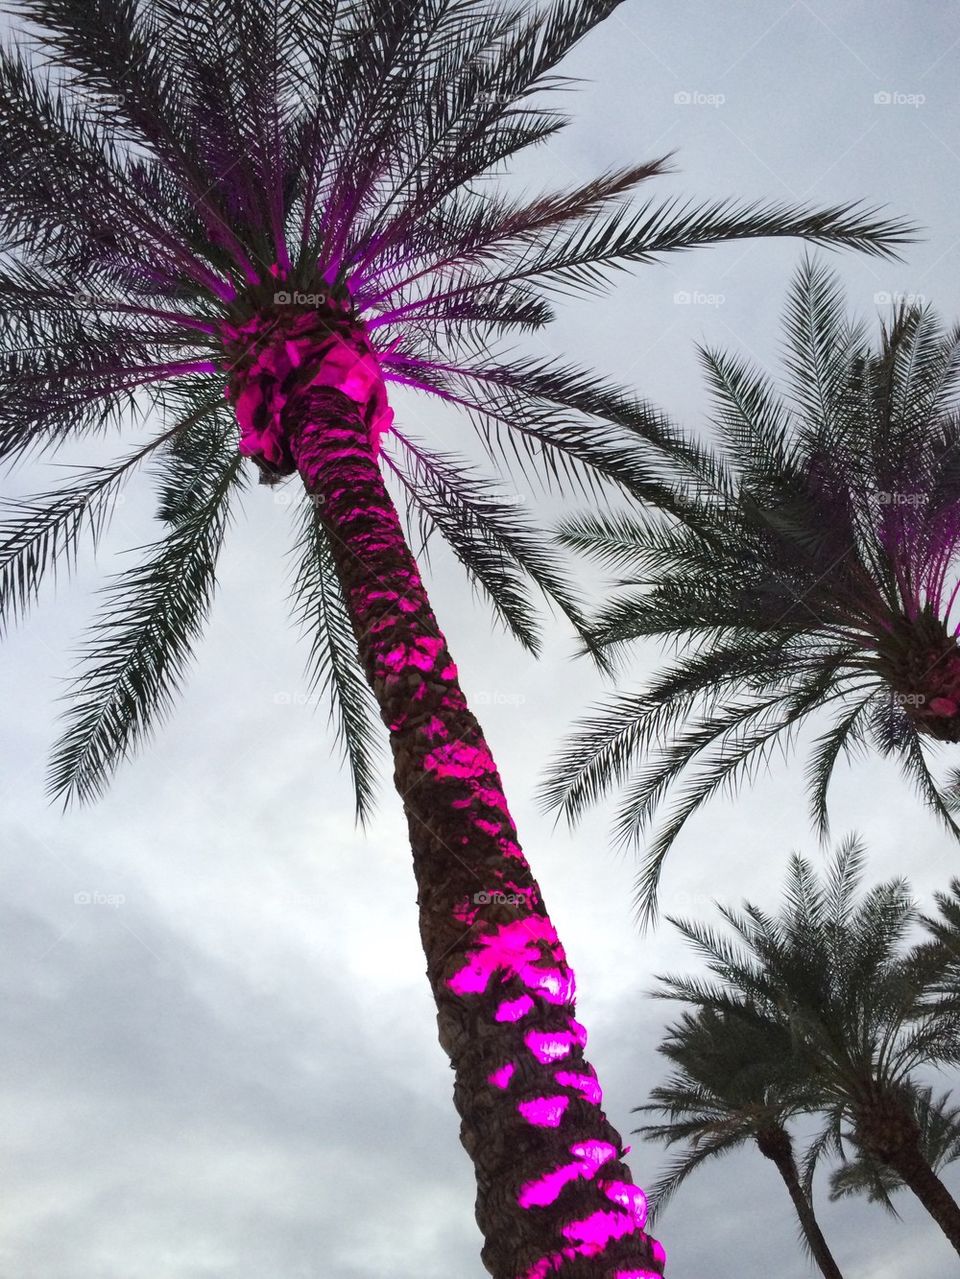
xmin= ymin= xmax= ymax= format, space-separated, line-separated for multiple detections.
xmin=546 ymin=260 xmax=960 ymax=915
xmin=0 ymin=0 xmax=909 ymax=814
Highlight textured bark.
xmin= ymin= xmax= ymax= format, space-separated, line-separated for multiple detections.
xmin=756 ymin=1127 xmax=844 ymax=1279
xmin=855 ymin=1096 xmax=960 ymax=1255
xmin=287 ymin=387 xmax=664 ymax=1279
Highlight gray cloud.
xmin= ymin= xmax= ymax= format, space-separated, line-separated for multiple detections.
xmin=3 ymin=1 xmax=960 ymax=1276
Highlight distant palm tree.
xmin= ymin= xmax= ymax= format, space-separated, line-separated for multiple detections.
xmin=0 ymin=1 xmax=911 ymax=1272
xmin=543 ymin=258 xmax=959 ymax=918
xmin=827 ymin=1086 xmax=960 ymax=1217
xmin=636 ymin=1005 xmax=845 ymax=1279
xmin=652 ymin=839 xmax=960 ymax=1256
xmin=920 ymin=879 xmax=960 ymax=1015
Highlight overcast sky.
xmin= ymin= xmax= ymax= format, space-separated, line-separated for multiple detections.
xmin=2 ymin=2 xmax=960 ymax=1277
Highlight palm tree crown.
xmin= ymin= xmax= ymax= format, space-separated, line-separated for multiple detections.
xmin=635 ymin=1004 xmax=814 ymax=1211
xmin=544 ymin=258 xmax=960 ymax=913
xmin=635 ymin=1005 xmax=845 ymax=1279
xmin=651 ymin=838 xmax=960 ymax=1253
xmin=1 ymin=2 xmax=912 ymax=816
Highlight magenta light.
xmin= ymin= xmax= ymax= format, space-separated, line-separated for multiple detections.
xmin=517 ymin=1140 xmax=618 ymax=1209
xmin=487 ymin=1063 xmax=516 ymax=1089
xmin=496 ymin=995 xmax=536 ymax=1023
xmin=601 ymin=1180 xmax=648 ymax=1228
xmin=524 ymin=1030 xmax=576 ymax=1063
xmin=446 ymin=916 xmax=566 ymax=998
xmin=554 ymin=1070 xmax=602 ymax=1105
xmin=517 ymin=1096 xmax=570 ymax=1128
xmin=562 ymin=1208 xmax=639 ymax=1249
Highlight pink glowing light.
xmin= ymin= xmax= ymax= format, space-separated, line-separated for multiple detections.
xmin=651 ymin=1239 xmax=667 ymax=1267
xmin=495 ymin=995 xmax=535 ymax=1023
xmin=554 ymin=1070 xmax=602 ymax=1105
xmin=517 ymin=1140 xmax=617 ymax=1209
xmin=446 ymin=917 xmax=564 ymax=997
xmin=487 ymin=1063 xmax=515 ymax=1089
xmin=424 ymin=741 xmax=497 ymax=779
xmin=562 ymin=1208 xmax=639 ymax=1250
xmin=524 ymin=1030 xmax=575 ymax=1063
xmin=517 ymin=1096 xmax=569 ymax=1128
xmin=601 ymin=1181 xmax=648 ymax=1228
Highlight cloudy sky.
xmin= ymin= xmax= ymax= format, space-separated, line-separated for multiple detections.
xmin=3 ymin=2 xmax=960 ymax=1276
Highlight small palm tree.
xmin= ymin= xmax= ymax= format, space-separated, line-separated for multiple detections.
xmin=827 ymin=1086 xmax=960 ymax=1216
xmin=919 ymin=879 xmax=960 ymax=1015
xmin=0 ymin=2 xmax=911 ymax=1272
xmin=652 ymin=839 xmax=960 ymax=1257
xmin=636 ymin=1005 xmax=845 ymax=1279
xmin=543 ymin=258 xmax=959 ymax=917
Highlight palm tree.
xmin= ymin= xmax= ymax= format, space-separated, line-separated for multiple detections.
xmin=0 ymin=2 xmax=911 ymax=1273
xmin=827 ymin=1085 xmax=960 ymax=1216
xmin=652 ymin=838 xmax=960 ymax=1256
xmin=636 ymin=1005 xmax=845 ymax=1279
xmin=920 ymin=879 xmax=960 ymax=1015
xmin=543 ymin=258 xmax=960 ymax=918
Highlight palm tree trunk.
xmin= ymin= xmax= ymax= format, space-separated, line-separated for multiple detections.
xmin=758 ymin=1133 xmax=844 ymax=1279
xmin=855 ymin=1097 xmax=960 ymax=1256
xmin=883 ymin=1146 xmax=960 ymax=1255
xmin=290 ymin=386 xmax=664 ymax=1279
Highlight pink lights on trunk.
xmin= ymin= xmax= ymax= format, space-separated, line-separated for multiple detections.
xmin=496 ymin=995 xmax=536 ymax=1023
xmin=222 ymin=295 xmax=393 ymax=474
xmin=446 ymin=916 xmax=567 ymax=999
xmin=517 ymin=1141 xmax=618 ymax=1209
xmin=488 ymin=1063 xmax=516 ymax=1090
xmin=601 ymin=1181 xmax=648 ymax=1229
xmin=285 ymin=395 xmax=663 ymax=1277
xmin=518 ymin=1097 xmax=570 ymax=1128
xmin=553 ymin=1070 xmax=602 ymax=1105
xmin=525 ymin=1031 xmax=575 ymax=1063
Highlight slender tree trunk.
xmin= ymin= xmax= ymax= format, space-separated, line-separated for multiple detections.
xmin=855 ymin=1096 xmax=960 ymax=1257
xmin=288 ymin=386 xmax=665 ymax=1279
xmin=882 ymin=1146 xmax=960 ymax=1255
xmin=757 ymin=1129 xmax=844 ymax=1279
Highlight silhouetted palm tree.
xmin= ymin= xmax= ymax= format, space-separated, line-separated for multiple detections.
xmin=636 ymin=1005 xmax=845 ymax=1279
xmin=653 ymin=839 xmax=960 ymax=1256
xmin=827 ymin=1086 xmax=960 ymax=1217
xmin=919 ymin=879 xmax=960 ymax=1018
xmin=0 ymin=2 xmax=911 ymax=1272
xmin=543 ymin=259 xmax=958 ymax=917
